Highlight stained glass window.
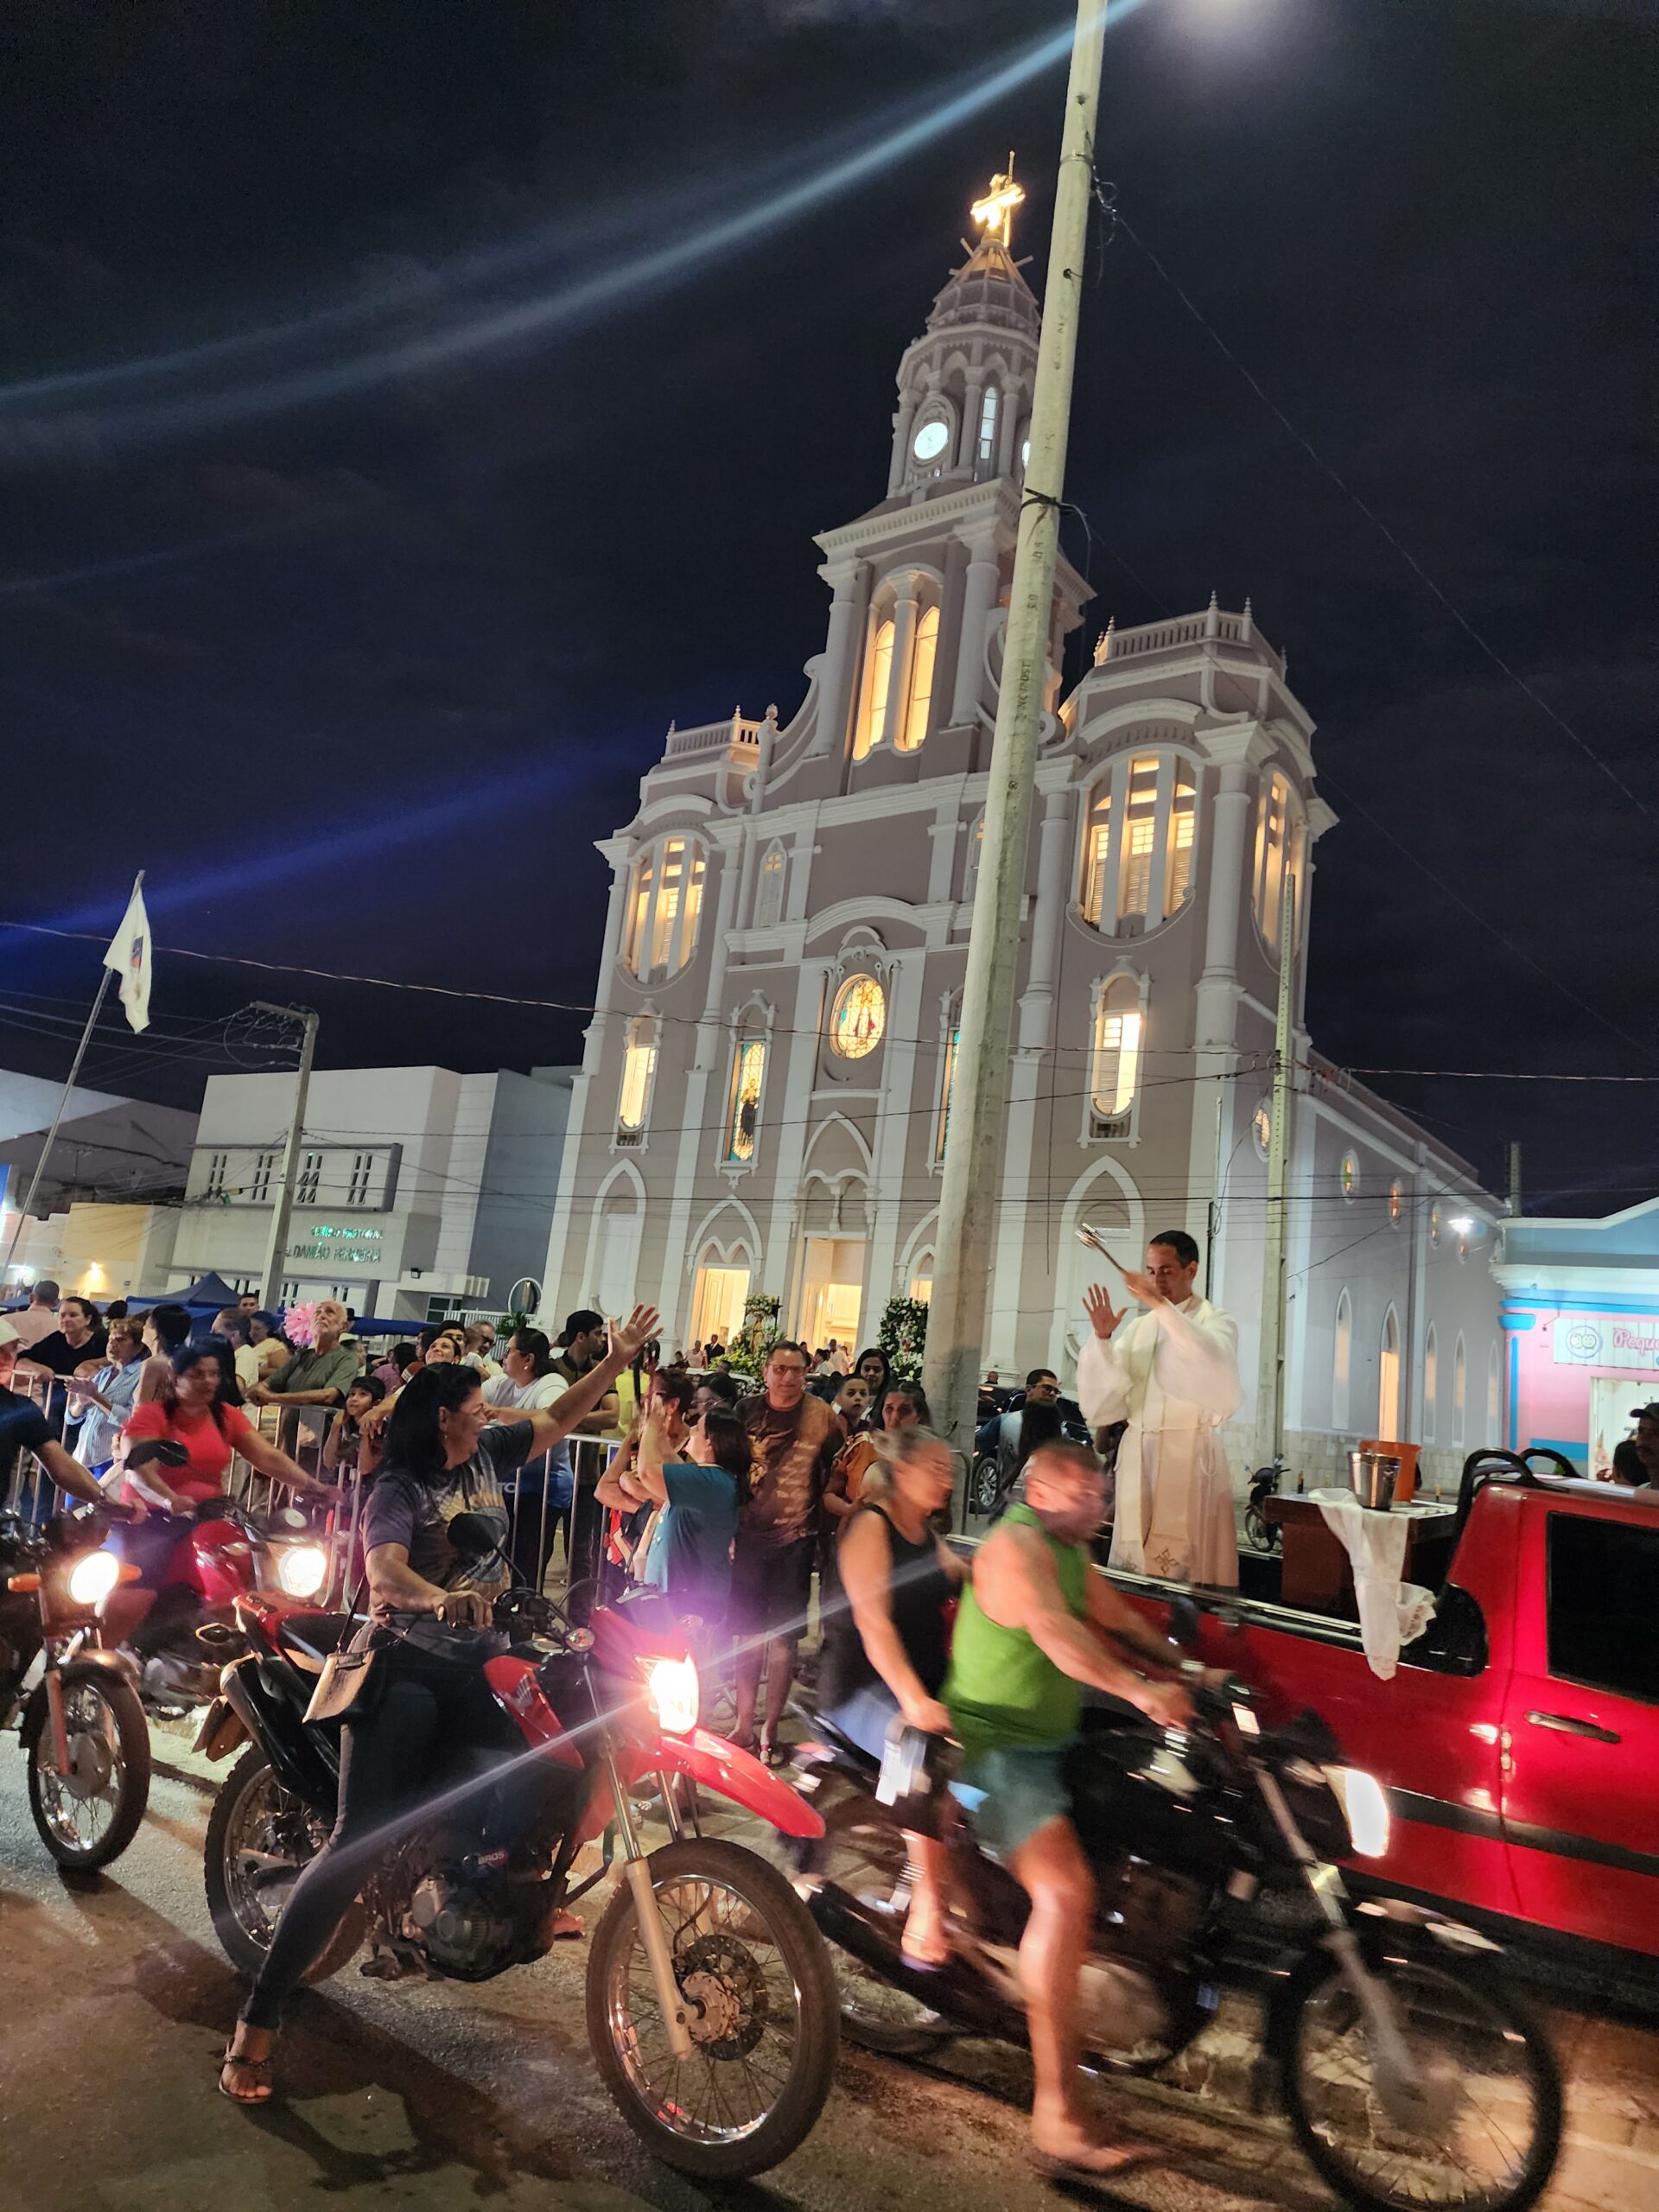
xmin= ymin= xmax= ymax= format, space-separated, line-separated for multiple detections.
xmin=726 ymin=1039 xmax=766 ymax=1162
xmin=830 ymin=975 xmax=886 ymax=1060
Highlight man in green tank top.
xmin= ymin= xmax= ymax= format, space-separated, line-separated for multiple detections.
xmin=944 ymin=1440 xmax=1192 ymax=2178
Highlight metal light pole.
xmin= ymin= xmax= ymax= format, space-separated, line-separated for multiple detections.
xmin=256 ymin=1003 xmax=321 ymax=1310
xmin=923 ymin=0 xmax=1112 ymax=1461
xmin=1252 ymin=869 xmax=1297 ymax=1465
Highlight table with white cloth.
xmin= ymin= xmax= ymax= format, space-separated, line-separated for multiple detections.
xmin=1264 ymin=1492 xmax=1459 ymax=1622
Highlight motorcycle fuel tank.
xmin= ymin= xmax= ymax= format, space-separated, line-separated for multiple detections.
xmin=1065 ymin=1719 xmax=1240 ymax=1885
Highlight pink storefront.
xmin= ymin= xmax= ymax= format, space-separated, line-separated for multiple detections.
xmin=1496 ymin=1196 xmax=1659 ymax=1476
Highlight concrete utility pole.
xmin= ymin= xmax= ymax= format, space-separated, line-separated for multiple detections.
xmin=923 ymin=0 xmax=1112 ymax=1466
xmin=1253 ymin=868 xmax=1298 ymax=1466
xmin=257 ymin=1003 xmax=321 ymax=1310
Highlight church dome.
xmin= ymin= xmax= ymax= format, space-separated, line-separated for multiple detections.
xmin=925 ymin=235 xmax=1040 ymax=342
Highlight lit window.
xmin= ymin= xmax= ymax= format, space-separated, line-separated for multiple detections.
xmin=725 ymin=1038 xmax=766 ymax=1164
xmin=853 ymin=616 xmax=894 ymax=760
xmin=622 ymin=836 xmax=707 ymax=982
xmin=977 ymin=384 xmax=999 ymax=463
xmin=1079 ymin=753 xmax=1198 ymax=932
xmin=963 ymin=812 xmax=984 ymax=904
xmin=1389 ymin=1179 xmax=1403 ymax=1226
xmin=754 ymin=843 xmax=785 ymax=929
xmin=1340 ymin=1150 xmax=1359 ymax=1200
xmin=1452 ymin=1335 xmax=1467 ymax=1446
xmin=617 ymin=1015 xmax=658 ymax=1144
xmin=936 ymin=1021 xmax=959 ymax=1163
xmin=1332 ymin=1289 xmax=1352 ymax=1429
xmin=830 ymin=975 xmax=886 ymax=1060
xmin=1090 ymin=976 xmax=1142 ymax=1126
xmin=1428 ymin=1204 xmax=1441 ymax=1247
xmin=1378 ymin=1306 xmax=1402 ymax=1439
xmin=900 ymin=604 xmax=939 ymax=751
xmin=1423 ymin=1325 xmax=1438 ymax=1443
xmin=1253 ymin=768 xmax=1306 ymax=952
xmin=909 ymin=1274 xmax=934 ymax=1305
xmin=1252 ymin=1102 xmax=1272 ymax=1158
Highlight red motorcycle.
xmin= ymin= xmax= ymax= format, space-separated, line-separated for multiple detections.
xmin=194 ymin=1529 xmax=837 ymax=2181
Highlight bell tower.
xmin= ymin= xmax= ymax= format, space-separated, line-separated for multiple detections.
xmin=885 ymin=158 xmax=1042 ymax=499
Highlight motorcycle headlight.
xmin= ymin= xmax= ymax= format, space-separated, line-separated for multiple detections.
xmin=67 ymin=1548 xmax=122 ymax=1607
xmin=275 ymin=1543 xmax=330 ymax=1599
xmin=643 ymin=1655 xmax=699 ymax=1736
xmin=1324 ymin=1764 xmax=1391 ymax=1859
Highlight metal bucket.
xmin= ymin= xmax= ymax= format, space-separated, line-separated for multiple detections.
xmin=1348 ymin=1449 xmax=1402 ymax=1511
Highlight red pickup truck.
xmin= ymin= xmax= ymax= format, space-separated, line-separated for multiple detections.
xmin=1117 ymin=1454 xmax=1659 ymax=1993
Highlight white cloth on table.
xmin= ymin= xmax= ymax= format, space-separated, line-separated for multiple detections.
xmin=1077 ymin=1294 xmax=1243 ymax=1588
xmin=1308 ymin=1488 xmax=1435 ymax=1681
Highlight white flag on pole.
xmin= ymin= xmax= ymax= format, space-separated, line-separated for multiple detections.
xmin=102 ymin=879 xmax=153 ymax=1033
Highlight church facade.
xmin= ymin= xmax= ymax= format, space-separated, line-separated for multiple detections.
xmin=541 ymin=188 xmax=1503 ymax=1486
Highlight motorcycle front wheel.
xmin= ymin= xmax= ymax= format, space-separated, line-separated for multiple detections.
xmin=1276 ymin=1941 xmax=1561 ymax=2212
xmin=587 ymin=1836 xmax=839 ymax=2180
xmin=25 ymin=1665 xmax=150 ymax=1870
xmin=204 ymin=1745 xmax=365 ymax=1983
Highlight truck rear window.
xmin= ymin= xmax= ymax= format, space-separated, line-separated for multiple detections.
xmin=1547 ymin=1512 xmax=1659 ymax=1703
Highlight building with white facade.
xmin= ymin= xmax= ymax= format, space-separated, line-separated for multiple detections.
xmin=542 ymin=186 xmax=1503 ymax=1484
xmin=172 ymin=1065 xmax=576 ymax=1320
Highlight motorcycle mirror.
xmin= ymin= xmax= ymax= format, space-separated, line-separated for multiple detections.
xmin=1166 ymin=1594 xmax=1203 ymax=1650
xmin=446 ymin=1512 xmax=499 ymax=1560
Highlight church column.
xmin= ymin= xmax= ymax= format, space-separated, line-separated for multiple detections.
xmin=653 ymin=832 xmax=742 ymax=1332
xmin=888 ymin=391 xmax=919 ymax=494
xmin=808 ymin=555 xmax=866 ymax=759
xmin=1188 ymin=742 xmax=1259 ymax=1320
xmin=1196 ymin=757 xmax=1255 ymax=1048
xmin=957 ymin=375 xmax=983 ymax=474
xmin=996 ymin=383 xmax=1022 ymax=478
xmin=950 ymin=525 xmax=1001 ymax=725
xmin=882 ymin=574 xmax=921 ymax=752
xmin=541 ymin=840 xmax=632 ymax=1318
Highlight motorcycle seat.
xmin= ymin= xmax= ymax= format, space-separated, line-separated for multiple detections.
xmin=275 ymin=1611 xmax=357 ymax=1674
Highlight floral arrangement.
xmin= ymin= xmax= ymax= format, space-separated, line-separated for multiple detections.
xmin=281 ymin=1300 xmax=320 ymax=1348
xmin=878 ymin=1294 xmax=929 ymax=1381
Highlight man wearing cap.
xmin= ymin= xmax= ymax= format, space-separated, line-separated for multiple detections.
xmin=553 ymin=1310 xmax=620 ymax=1436
xmin=1613 ymin=1403 xmax=1659 ymax=1493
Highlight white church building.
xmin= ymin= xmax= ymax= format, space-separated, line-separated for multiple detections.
xmin=542 ymin=181 xmax=1503 ymax=1485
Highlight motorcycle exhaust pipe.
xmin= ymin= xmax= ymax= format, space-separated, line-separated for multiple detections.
xmin=810 ymin=1882 xmax=999 ymax=2034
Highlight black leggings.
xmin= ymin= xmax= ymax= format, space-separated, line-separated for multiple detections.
xmin=241 ymin=1657 xmax=544 ymax=2030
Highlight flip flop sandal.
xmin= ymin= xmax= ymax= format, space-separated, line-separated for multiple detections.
xmin=1028 ymin=2139 xmax=1158 ymax=2183
xmin=762 ymin=1738 xmax=791 ymax=1770
xmin=218 ymin=2044 xmax=276 ymax=2106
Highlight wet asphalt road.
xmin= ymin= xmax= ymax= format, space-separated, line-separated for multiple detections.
xmin=0 ymin=1732 xmax=1646 ymax=2212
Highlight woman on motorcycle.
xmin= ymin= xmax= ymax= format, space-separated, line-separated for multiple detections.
xmin=218 ymin=1302 xmax=659 ymax=2105
xmin=101 ymin=1338 xmax=329 ymax=1646
xmin=818 ymin=1423 xmax=964 ymax=1968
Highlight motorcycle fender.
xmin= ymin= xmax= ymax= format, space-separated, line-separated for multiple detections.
xmin=219 ymin=1656 xmax=334 ymax=1805
xmin=18 ymin=1652 xmax=139 ymax=1752
xmin=482 ymin=1655 xmax=584 ymax=1769
xmin=656 ymin=1727 xmax=826 ymax=1840
xmin=192 ymin=1694 xmax=250 ymax=1762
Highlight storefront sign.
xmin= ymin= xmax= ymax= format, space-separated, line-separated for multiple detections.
xmin=1551 ymin=1312 xmax=1659 ymax=1370
xmin=288 ymin=1224 xmax=384 ymax=1266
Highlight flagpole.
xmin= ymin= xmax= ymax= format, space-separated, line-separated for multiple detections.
xmin=0 ymin=871 xmax=142 ymax=1285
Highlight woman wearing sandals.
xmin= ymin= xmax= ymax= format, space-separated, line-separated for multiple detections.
xmin=817 ymin=1424 xmax=965 ymax=1967
xmin=217 ymin=1302 xmax=660 ymax=2105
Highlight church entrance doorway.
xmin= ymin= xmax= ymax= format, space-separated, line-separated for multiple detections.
xmin=690 ymin=1262 xmax=749 ymax=1351
xmin=798 ymin=1236 xmax=865 ymax=1353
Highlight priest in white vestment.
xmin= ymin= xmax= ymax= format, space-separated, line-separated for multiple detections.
xmin=1077 ymin=1230 xmax=1243 ymax=1589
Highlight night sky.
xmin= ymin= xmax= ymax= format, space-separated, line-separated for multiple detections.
xmin=1 ymin=0 xmax=1651 ymax=1215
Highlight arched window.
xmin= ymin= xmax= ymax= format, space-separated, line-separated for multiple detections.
xmin=1452 ymin=1333 xmax=1467 ymax=1446
xmin=963 ymin=811 xmax=984 ymax=904
xmin=622 ymin=836 xmax=707 ymax=981
xmin=1253 ymin=767 xmax=1306 ymax=952
xmin=935 ymin=1016 xmax=959 ymax=1164
xmin=899 ymin=604 xmax=939 ymax=751
xmin=1079 ymin=753 xmax=1198 ymax=932
xmin=615 ymin=1014 xmax=658 ymax=1146
xmin=1423 ymin=1325 xmax=1439 ymax=1443
xmin=754 ymin=842 xmax=785 ymax=929
xmin=853 ymin=615 xmax=894 ymax=760
xmin=1090 ymin=975 xmax=1142 ymax=1132
xmin=977 ymin=384 xmax=999 ymax=463
xmin=1332 ymin=1289 xmax=1352 ymax=1430
xmin=1378 ymin=1306 xmax=1402 ymax=1440
xmin=724 ymin=1033 xmax=766 ymax=1164
xmin=1487 ymin=1343 xmax=1501 ymax=1437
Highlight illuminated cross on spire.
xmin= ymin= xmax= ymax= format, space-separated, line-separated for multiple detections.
xmin=970 ymin=154 xmax=1025 ymax=251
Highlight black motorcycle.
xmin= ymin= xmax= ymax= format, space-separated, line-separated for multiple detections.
xmin=0 ymin=1503 xmax=150 ymax=1869
xmin=797 ymin=1636 xmax=1561 ymax=2212
xmin=1244 ymin=1458 xmax=1287 ymax=1554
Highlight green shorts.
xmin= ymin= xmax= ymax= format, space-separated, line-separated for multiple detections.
xmin=950 ymin=1737 xmax=1078 ymax=1859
